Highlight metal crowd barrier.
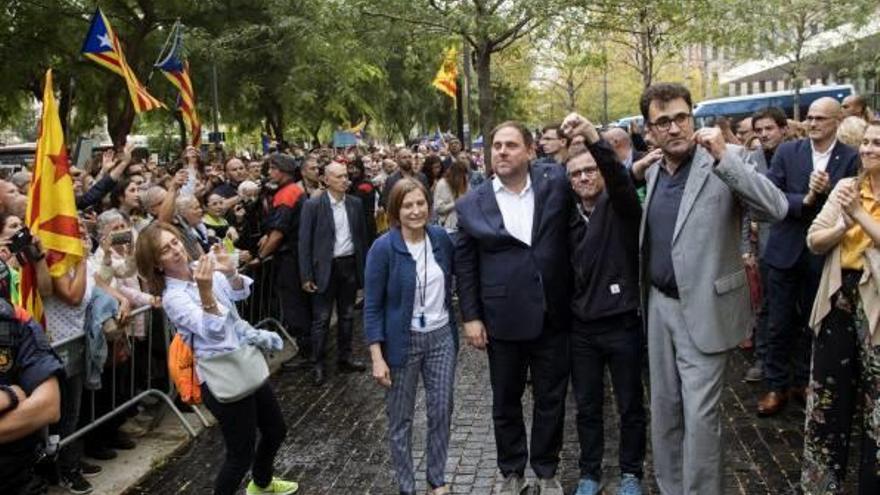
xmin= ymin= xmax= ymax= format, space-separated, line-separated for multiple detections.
xmin=50 ymin=255 xmax=293 ymax=451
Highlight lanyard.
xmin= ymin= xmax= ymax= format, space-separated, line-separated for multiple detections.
xmin=414 ymin=238 xmax=428 ymax=328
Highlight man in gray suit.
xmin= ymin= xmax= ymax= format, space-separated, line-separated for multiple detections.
xmin=634 ymin=84 xmax=787 ymax=494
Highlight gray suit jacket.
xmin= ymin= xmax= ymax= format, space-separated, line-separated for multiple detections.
xmin=639 ymin=145 xmax=787 ymax=353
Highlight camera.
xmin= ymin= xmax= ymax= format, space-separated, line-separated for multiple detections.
xmin=166 ymin=160 xmax=184 ymax=176
xmin=110 ymin=230 xmax=133 ymax=246
xmin=8 ymin=228 xmax=42 ymax=263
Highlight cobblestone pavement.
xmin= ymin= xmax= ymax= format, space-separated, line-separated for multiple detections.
xmin=133 ymin=320 xmax=822 ymax=495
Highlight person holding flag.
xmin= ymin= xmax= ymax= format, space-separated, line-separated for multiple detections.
xmin=24 ymin=69 xmax=97 ymax=493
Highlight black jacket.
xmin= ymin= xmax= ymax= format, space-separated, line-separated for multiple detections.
xmin=455 ymin=162 xmax=573 ymax=340
xmin=569 ymin=140 xmax=642 ymax=327
xmin=298 ymin=193 xmax=367 ymax=293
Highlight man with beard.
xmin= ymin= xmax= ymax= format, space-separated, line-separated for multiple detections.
xmin=381 ymin=148 xmax=429 ymax=208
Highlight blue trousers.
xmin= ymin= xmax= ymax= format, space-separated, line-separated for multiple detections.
xmin=386 ymin=325 xmax=457 ymax=494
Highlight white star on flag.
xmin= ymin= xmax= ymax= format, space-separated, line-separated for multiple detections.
xmin=97 ymin=33 xmax=112 ymax=48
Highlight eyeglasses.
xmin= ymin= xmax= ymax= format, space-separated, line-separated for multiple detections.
xmin=649 ymin=112 xmax=691 ymax=132
xmin=568 ymin=167 xmax=599 ymax=179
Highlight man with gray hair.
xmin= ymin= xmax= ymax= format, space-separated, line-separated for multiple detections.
xmin=9 ymin=171 xmax=31 ymax=195
xmin=602 ymin=127 xmax=644 ymax=170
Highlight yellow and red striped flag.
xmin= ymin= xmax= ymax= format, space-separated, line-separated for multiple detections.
xmin=81 ymin=7 xmax=165 ymax=114
xmin=23 ymin=69 xmax=85 ymax=328
xmin=432 ymin=47 xmax=459 ymax=102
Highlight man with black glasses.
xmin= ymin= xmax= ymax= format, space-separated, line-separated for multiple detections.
xmin=636 ymin=83 xmax=786 ymax=494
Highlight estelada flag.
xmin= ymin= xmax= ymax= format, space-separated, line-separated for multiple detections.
xmin=157 ymin=29 xmax=201 ymax=145
xmin=81 ymin=7 xmax=164 ymax=114
xmin=432 ymin=47 xmax=458 ymax=102
xmin=23 ymin=69 xmax=84 ymax=329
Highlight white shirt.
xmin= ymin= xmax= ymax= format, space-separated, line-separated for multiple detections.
xmin=405 ymin=236 xmax=449 ymax=332
xmin=43 ymin=261 xmax=96 ymax=342
xmin=811 ymin=139 xmax=836 ymax=172
xmin=492 ymin=175 xmax=534 ymax=246
xmin=162 ymin=271 xmax=253 ymax=365
xmin=329 ymin=194 xmax=354 ymax=257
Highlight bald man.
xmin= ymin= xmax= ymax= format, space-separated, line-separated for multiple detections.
xmin=602 ymin=127 xmax=644 ymax=169
xmin=298 ymin=161 xmax=368 ymax=385
xmin=757 ymin=97 xmax=860 ymax=417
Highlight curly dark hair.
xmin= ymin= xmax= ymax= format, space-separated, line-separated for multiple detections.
xmin=639 ymin=83 xmax=693 ymax=122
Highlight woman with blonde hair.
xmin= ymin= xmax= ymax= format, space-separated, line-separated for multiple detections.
xmin=837 ymin=115 xmax=869 ymax=148
xmin=800 ymin=121 xmax=880 ymax=494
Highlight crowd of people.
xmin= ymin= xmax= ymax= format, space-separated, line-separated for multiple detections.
xmin=0 ymin=84 xmax=879 ymax=495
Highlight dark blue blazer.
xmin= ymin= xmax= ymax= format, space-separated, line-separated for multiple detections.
xmin=362 ymin=226 xmax=458 ymax=368
xmin=298 ymin=193 xmax=367 ymax=292
xmin=454 ymin=163 xmax=573 ymax=341
xmin=764 ymin=139 xmax=859 ymax=269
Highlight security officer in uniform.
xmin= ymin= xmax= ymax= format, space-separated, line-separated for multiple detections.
xmin=256 ymin=153 xmax=312 ymax=367
xmin=0 ymin=287 xmax=65 ymax=494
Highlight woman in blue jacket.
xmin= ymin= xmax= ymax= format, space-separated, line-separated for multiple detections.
xmin=364 ymin=178 xmax=458 ymax=495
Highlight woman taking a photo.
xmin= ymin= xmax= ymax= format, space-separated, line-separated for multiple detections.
xmin=135 ymin=222 xmax=298 ymax=495
xmin=801 ymin=121 xmax=880 ymax=494
xmin=363 ymin=178 xmax=458 ymax=495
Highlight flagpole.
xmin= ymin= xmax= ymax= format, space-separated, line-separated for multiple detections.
xmin=461 ymin=40 xmax=472 ymax=151
xmin=149 ymin=20 xmax=179 ymax=84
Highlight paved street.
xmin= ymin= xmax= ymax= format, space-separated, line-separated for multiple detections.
xmin=133 ymin=318 xmax=820 ymax=495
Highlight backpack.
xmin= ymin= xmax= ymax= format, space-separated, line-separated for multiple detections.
xmin=168 ymin=332 xmax=201 ymax=405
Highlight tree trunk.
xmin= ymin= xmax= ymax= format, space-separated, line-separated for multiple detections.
xmin=105 ymin=84 xmax=135 ymax=148
xmin=476 ymin=44 xmax=493 ymax=168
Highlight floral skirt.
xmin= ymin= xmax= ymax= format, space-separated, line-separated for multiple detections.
xmin=801 ymin=270 xmax=880 ymax=494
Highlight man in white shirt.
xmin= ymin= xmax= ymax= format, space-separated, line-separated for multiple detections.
xmin=299 ymin=162 xmax=368 ymax=385
xmin=455 ymin=121 xmax=574 ymax=495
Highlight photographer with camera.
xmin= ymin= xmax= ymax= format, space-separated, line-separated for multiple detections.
xmin=0 ymin=213 xmax=54 ymax=305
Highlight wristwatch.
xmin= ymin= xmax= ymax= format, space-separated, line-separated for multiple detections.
xmin=0 ymin=384 xmax=20 ymax=414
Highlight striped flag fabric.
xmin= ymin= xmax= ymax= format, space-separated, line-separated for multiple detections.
xmin=432 ymin=47 xmax=458 ymax=102
xmin=23 ymin=69 xmax=85 ymax=329
xmin=157 ymin=27 xmax=201 ymax=145
xmin=81 ymin=7 xmax=165 ymax=114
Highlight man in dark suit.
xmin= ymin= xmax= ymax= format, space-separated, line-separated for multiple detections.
xmin=299 ymin=162 xmax=368 ymax=385
xmin=758 ymin=97 xmax=860 ymax=416
xmin=743 ymin=107 xmax=789 ymax=383
xmin=455 ymin=121 xmax=573 ymax=495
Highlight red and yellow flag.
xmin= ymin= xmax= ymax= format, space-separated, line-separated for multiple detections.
xmin=23 ymin=69 xmax=84 ymax=328
xmin=432 ymin=47 xmax=459 ymax=102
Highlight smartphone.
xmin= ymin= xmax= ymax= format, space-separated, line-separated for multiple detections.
xmin=110 ymin=231 xmax=133 ymax=245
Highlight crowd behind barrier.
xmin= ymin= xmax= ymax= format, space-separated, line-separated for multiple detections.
xmin=3 ymin=90 xmax=880 ymax=495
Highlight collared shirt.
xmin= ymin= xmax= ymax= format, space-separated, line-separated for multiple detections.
xmin=162 ymin=271 xmax=253 ymax=365
xmin=329 ymin=193 xmax=354 ymax=257
xmin=492 ymin=175 xmax=534 ymax=246
xmin=841 ymin=177 xmax=880 ymax=270
xmin=811 ymin=139 xmax=837 ymax=172
xmin=647 ymin=154 xmax=694 ymax=293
